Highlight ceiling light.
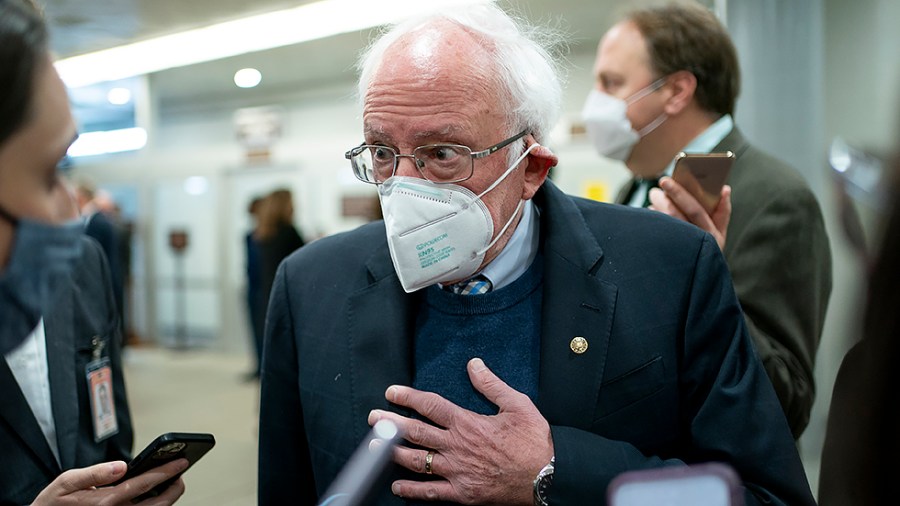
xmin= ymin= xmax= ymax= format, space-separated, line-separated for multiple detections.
xmin=107 ymin=87 xmax=132 ymax=105
xmin=234 ymin=68 xmax=262 ymax=88
xmin=67 ymin=127 xmax=148 ymax=157
xmin=54 ymin=0 xmax=489 ymax=88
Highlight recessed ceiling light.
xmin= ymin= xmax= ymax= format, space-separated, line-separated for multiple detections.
xmin=234 ymin=68 xmax=262 ymax=88
xmin=107 ymin=87 xmax=132 ymax=105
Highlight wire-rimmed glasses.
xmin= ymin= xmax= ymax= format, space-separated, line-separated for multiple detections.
xmin=345 ymin=130 xmax=527 ymax=184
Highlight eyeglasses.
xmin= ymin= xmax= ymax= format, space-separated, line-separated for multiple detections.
xmin=345 ymin=130 xmax=527 ymax=184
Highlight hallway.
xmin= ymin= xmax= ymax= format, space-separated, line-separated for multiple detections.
xmin=123 ymin=348 xmax=258 ymax=505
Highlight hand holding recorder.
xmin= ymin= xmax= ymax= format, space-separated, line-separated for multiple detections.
xmin=648 ymin=151 xmax=735 ymax=250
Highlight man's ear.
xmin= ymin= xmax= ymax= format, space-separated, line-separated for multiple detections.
xmin=663 ymin=70 xmax=697 ymax=116
xmin=522 ymin=138 xmax=558 ymax=200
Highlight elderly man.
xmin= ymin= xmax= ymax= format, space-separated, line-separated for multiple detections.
xmin=258 ymin=3 xmax=814 ymax=505
xmin=584 ymin=4 xmax=832 ymax=438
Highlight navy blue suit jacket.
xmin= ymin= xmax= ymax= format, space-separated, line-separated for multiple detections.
xmin=0 ymin=238 xmax=132 ymax=504
xmin=258 ymin=180 xmax=813 ymax=505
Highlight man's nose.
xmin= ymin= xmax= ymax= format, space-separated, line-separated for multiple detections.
xmin=395 ymin=155 xmax=422 ymax=178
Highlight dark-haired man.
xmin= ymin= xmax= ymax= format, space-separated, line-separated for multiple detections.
xmin=584 ymin=3 xmax=832 ymax=438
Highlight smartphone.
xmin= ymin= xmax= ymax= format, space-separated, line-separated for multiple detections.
xmin=671 ymin=151 xmax=735 ymax=214
xmin=608 ymin=463 xmax=743 ymax=506
xmin=112 ymin=432 xmax=215 ymax=501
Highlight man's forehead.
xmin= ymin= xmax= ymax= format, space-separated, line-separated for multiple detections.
xmin=376 ymin=21 xmax=492 ymax=81
xmin=596 ymin=21 xmax=650 ymax=71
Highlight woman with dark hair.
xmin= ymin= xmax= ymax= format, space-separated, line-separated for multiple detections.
xmin=819 ymin=149 xmax=900 ymax=504
xmin=255 ymin=188 xmax=305 ymax=331
xmin=0 ymin=1 xmax=185 ymax=503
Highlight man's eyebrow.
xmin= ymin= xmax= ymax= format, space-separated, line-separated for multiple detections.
xmin=362 ymin=125 xmax=463 ymax=145
xmin=411 ymin=126 xmax=461 ymax=143
xmin=363 ymin=126 xmax=390 ymax=142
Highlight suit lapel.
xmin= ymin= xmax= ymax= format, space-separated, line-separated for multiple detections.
xmin=614 ymin=178 xmax=637 ymax=205
xmin=45 ymin=277 xmax=80 ymax=471
xmin=0 ymin=340 xmax=61 ymax=476
xmin=345 ymin=243 xmax=415 ymax=444
xmin=535 ymin=182 xmax=617 ymax=430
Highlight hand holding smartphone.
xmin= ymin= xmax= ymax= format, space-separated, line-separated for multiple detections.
xmin=671 ymin=151 xmax=735 ymax=214
xmin=112 ymin=432 xmax=215 ymax=502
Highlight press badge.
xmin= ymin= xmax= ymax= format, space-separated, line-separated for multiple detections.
xmin=85 ymin=336 xmax=118 ymax=442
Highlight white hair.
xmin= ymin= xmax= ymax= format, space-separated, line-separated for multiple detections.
xmin=356 ymin=1 xmax=566 ymax=153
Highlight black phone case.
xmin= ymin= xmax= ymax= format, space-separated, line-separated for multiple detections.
xmin=115 ymin=432 xmax=215 ymax=500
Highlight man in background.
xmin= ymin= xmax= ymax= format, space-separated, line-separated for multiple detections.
xmin=584 ymin=3 xmax=832 ymax=438
xmin=75 ymin=181 xmax=125 ymax=336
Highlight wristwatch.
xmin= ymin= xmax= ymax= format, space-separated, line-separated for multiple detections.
xmin=533 ymin=457 xmax=555 ymax=506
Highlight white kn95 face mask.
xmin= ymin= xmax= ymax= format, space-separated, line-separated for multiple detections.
xmin=582 ymin=78 xmax=667 ymax=161
xmin=377 ymin=143 xmax=538 ymax=293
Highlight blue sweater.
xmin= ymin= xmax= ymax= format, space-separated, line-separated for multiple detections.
xmin=413 ymin=257 xmax=543 ymax=415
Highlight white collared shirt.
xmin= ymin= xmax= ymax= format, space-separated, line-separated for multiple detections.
xmin=627 ymin=114 xmax=735 ymax=208
xmin=4 ymin=318 xmax=60 ymax=465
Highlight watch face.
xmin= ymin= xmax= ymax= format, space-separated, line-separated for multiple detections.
xmin=538 ymin=474 xmax=552 ymax=501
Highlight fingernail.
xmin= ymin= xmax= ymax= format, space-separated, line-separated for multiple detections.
xmin=392 ymin=483 xmax=402 ymax=497
xmin=659 ymin=178 xmax=673 ymax=190
xmin=368 ymin=438 xmax=383 ymax=451
xmin=470 ymin=357 xmax=486 ymax=372
xmin=109 ymin=461 xmax=127 ymax=475
xmin=368 ymin=409 xmax=381 ymax=425
xmin=386 ymin=386 xmax=398 ymax=402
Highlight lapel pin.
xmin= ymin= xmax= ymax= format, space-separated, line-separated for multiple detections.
xmin=570 ymin=336 xmax=588 ymax=354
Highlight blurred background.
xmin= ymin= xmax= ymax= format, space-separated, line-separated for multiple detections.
xmin=40 ymin=0 xmax=898 ymax=503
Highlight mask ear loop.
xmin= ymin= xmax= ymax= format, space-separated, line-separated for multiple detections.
xmin=624 ymin=77 xmax=668 ymax=138
xmin=476 ymin=142 xmax=541 ymax=200
xmin=471 ymin=141 xmax=540 ymax=257
xmin=475 ymin=198 xmax=525 ymax=257
xmin=624 ymin=76 xmax=667 ymax=106
xmin=637 ymin=114 xmax=667 ymax=137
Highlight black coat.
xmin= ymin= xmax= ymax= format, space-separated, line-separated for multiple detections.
xmin=258 ymin=180 xmax=813 ymax=506
xmin=0 ymin=237 xmax=132 ymax=504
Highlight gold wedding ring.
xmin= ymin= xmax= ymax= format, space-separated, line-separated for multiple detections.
xmin=424 ymin=450 xmax=435 ymax=474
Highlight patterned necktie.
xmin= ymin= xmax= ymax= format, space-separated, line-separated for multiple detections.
xmin=446 ymin=274 xmax=492 ymax=295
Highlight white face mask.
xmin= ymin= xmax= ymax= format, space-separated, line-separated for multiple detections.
xmin=582 ymin=78 xmax=667 ymax=161
xmin=378 ymin=143 xmax=537 ymax=293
